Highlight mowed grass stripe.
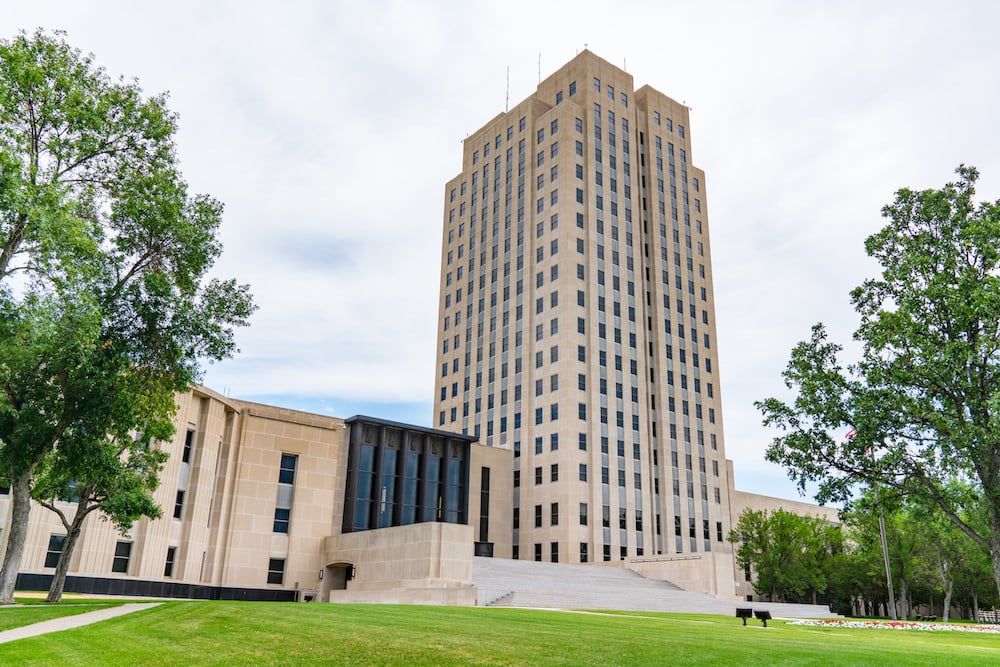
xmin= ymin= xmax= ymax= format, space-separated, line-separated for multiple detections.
xmin=0 ymin=600 xmax=126 ymax=632
xmin=0 ymin=601 xmax=998 ymax=665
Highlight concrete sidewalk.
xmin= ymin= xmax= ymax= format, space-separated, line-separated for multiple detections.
xmin=0 ymin=602 xmax=160 ymax=644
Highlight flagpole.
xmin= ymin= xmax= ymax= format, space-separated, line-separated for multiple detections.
xmin=849 ymin=429 xmax=897 ymax=620
xmin=874 ymin=482 xmax=898 ymax=620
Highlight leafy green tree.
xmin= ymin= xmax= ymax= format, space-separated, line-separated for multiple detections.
xmin=843 ymin=486 xmax=989 ymax=620
xmin=952 ymin=537 xmax=998 ymax=619
xmin=908 ymin=493 xmax=967 ymax=621
xmin=728 ymin=508 xmax=841 ymax=604
xmin=758 ymin=166 xmax=1000 ymax=594
xmin=33 ymin=421 xmax=169 ymax=602
xmin=0 ymin=30 xmax=254 ymax=604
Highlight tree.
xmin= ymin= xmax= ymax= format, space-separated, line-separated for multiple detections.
xmin=758 ymin=165 xmax=1000 ymax=594
xmin=0 ymin=30 xmax=254 ymax=604
xmin=728 ymin=508 xmax=841 ymax=604
xmin=33 ymin=420 xmax=169 ymax=602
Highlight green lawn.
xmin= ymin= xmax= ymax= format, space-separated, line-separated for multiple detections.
xmin=1 ymin=601 xmax=999 ymax=665
xmin=0 ymin=598 xmax=126 ymax=632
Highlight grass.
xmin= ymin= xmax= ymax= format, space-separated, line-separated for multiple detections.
xmin=0 ymin=601 xmax=999 ymax=665
xmin=0 ymin=597 xmax=126 ymax=632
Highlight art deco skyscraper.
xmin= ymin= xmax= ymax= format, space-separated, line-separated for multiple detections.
xmin=434 ymin=51 xmax=734 ymax=573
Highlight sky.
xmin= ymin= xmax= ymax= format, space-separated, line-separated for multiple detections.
xmin=5 ymin=1 xmax=1000 ymax=503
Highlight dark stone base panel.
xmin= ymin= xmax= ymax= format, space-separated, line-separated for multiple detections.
xmin=15 ymin=573 xmax=296 ymax=601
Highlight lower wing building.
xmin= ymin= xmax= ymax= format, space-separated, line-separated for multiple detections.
xmin=0 ymin=385 xmax=834 ymax=603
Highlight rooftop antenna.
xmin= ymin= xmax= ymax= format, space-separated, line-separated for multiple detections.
xmin=505 ymin=66 xmax=510 ymax=111
xmin=624 ymin=57 xmax=627 ymax=72
xmin=538 ymin=52 xmax=541 ymax=84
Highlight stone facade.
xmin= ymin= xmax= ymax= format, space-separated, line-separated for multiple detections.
xmin=0 ymin=387 xmax=511 ymax=603
xmin=433 ymin=49 xmax=736 ymax=586
xmin=0 ymin=384 xmax=836 ymax=602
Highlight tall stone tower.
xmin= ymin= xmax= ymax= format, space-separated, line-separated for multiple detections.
xmin=433 ymin=51 xmax=734 ymax=581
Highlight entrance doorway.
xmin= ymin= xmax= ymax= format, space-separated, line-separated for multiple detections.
xmin=322 ymin=562 xmax=354 ymax=600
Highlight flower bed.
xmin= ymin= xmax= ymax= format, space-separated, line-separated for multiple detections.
xmin=789 ymin=619 xmax=1000 ymax=634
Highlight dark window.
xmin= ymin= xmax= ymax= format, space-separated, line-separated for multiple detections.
xmin=112 ymin=541 xmax=132 ymax=574
xmin=479 ymin=467 xmax=490 ymax=543
xmin=273 ymin=507 xmax=291 ymax=533
xmin=164 ymin=546 xmax=177 ymax=578
xmin=402 ymin=450 xmax=420 ymax=525
xmin=355 ymin=444 xmax=377 ymax=529
xmin=378 ymin=446 xmax=399 ymax=528
xmin=267 ymin=558 xmax=285 ymax=585
xmin=182 ymin=429 xmax=194 ymax=464
xmin=45 ymin=534 xmax=65 ymax=569
xmin=279 ymin=454 xmax=297 ymax=485
xmin=173 ymin=490 xmax=185 ymax=519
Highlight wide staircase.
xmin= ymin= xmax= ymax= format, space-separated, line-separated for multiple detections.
xmin=472 ymin=557 xmax=836 ymax=618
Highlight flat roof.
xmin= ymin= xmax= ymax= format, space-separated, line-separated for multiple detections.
xmin=344 ymin=415 xmax=478 ymax=444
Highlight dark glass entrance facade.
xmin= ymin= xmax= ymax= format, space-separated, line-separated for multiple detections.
xmin=341 ymin=416 xmax=475 ymax=533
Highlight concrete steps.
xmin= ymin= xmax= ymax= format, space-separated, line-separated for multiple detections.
xmin=472 ymin=557 xmax=836 ymax=618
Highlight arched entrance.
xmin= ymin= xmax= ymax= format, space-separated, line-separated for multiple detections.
xmin=321 ymin=562 xmax=354 ymax=601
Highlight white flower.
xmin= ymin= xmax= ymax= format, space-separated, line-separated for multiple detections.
xmin=787 ymin=619 xmax=1000 ymax=634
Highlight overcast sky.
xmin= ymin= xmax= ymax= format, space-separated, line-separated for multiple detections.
xmin=5 ymin=1 xmax=1000 ymax=503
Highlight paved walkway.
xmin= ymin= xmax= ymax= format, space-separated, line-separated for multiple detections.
xmin=0 ymin=602 xmax=160 ymax=644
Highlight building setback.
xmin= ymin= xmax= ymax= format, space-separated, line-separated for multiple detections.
xmin=433 ymin=50 xmax=737 ymax=591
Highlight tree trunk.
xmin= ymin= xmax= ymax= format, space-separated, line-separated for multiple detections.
xmin=989 ymin=532 xmax=1000 ymax=605
xmin=46 ymin=501 xmax=91 ymax=603
xmin=0 ymin=472 xmax=33 ymax=604
xmin=897 ymin=579 xmax=909 ymax=619
xmin=942 ymin=579 xmax=953 ymax=623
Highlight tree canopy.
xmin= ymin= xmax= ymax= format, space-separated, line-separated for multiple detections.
xmin=758 ymin=165 xmax=1000 ymax=594
xmin=730 ymin=499 xmax=996 ymax=619
xmin=0 ymin=30 xmax=254 ymax=603
xmin=728 ymin=508 xmax=842 ymax=605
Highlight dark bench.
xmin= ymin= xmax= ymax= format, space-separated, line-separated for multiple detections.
xmin=737 ymin=608 xmax=773 ymax=627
